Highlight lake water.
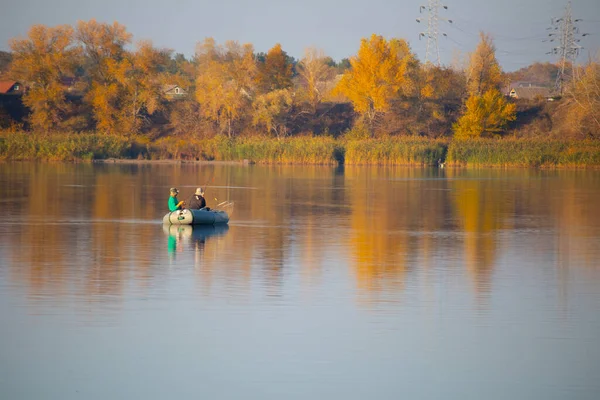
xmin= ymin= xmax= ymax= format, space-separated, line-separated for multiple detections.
xmin=0 ymin=162 xmax=599 ymax=400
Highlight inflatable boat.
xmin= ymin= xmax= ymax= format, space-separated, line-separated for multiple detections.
xmin=162 ymin=208 xmax=229 ymax=225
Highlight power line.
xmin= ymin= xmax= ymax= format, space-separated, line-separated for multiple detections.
xmin=445 ymin=36 xmax=465 ymax=49
xmin=416 ymin=1 xmax=453 ymax=66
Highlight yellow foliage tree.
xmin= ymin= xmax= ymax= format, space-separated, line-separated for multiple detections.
xmin=334 ymin=34 xmax=417 ymax=125
xmin=9 ymin=24 xmax=79 ymax=131
xmin=467 ymin=32 xmax=502 ymax=96
xmin=390 ymin=38 xmax=419 ymax=97
xmin=255 ymin=43 xmax=293 ymax=93
xmin=453 ymin=89 xmax=516 ymax=138
xmin=297 ymin=47 xmax=336 ymax=112
xmin=252 ymin=89 xmax=294 ymax=138
xmin=195 ymin=38 xmax=256 ymax=137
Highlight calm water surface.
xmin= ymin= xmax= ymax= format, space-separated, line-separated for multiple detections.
xmin=0 ymin=162 xmax=599 ymax=400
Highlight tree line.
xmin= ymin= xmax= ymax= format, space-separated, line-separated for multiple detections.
xmin=1 ymin=20 xmax=599 ymax=139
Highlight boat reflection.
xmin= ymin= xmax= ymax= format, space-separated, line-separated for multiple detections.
xmin=164 ymin=224 xmax=230 ymax=260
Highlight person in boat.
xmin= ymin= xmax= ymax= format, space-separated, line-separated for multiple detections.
xmin=187 ymin=187 xmax=208 ymax=210
xmin=168 ymin=187 xmax=185 ymax=212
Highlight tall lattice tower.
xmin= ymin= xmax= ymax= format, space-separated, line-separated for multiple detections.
xmin=416 ymin=0 xmax=452 ymax=66
xmin=547 ymin=1 xmax=587 ymax=94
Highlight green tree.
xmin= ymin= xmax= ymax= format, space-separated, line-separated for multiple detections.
xmin=337 ymin=58 xmax=351 ymax=71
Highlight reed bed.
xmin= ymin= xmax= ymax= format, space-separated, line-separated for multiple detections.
xmin=145 ymin=135 xmax=340 ymax=164
xmin=214 ymin=136 xmax=340 ymax=164
xmin=447 ymin=138 xmax=600 ymax=168
xmin=344 ymin=137 xmax=447 ymax=165
xmin=1 ymin=130 xmax=599 ymax=167
xmin=0 ymin=132 xmax=130 ymax=161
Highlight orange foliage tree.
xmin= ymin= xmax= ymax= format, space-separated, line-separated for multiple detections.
xmin=90 ymin=41 xmax=172 ymax=134
xmin=76 ymin=19 xmax=131 ymax=81
xmin=334 ymin=34 xmax=417 ymax=126
xmin=255 ymin=43 xmax=293 ymax=93
xmin=76 ymin=20 xmax=133 ymax=133
xmin=9 ymin=24 xmax=79 ymax=131
xmin=195 ymin=38 xmax=256 ymax=137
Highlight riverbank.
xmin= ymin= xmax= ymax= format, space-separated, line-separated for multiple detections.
xmin=1 ymin=131 xmax=599 ymax=168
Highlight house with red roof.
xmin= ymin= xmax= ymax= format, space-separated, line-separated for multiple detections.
xmin=0 ymin=81 xmax=23 ymax=95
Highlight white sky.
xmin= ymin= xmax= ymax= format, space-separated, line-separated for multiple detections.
xmin=1 ymin=0 xmax=599 ymax=71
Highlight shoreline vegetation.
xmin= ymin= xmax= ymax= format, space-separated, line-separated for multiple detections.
xmin=1 ymin=131 xmax=599 ymax=168
xmin=1 ymin=21 xmax=599 ymax=168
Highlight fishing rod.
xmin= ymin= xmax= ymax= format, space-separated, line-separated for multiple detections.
xmin=178 ymin=172 xmax=216 ymax=207
xmin=203 ymin=175 xmax=215 ymax=195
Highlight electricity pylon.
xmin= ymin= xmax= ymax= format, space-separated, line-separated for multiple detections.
xmin=416 ymin=0 xmax=453 ymax=66
xmin=545 ymin=1 xmax=588 ymax=94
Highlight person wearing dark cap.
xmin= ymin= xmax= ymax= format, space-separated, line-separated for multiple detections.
xmin=187 ymin=187 xmax=207 ymax=210
xmin=168 ymin=188 xmax=185 ymax=212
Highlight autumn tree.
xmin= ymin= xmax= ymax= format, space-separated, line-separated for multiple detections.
xmin=195 ymin=38 xmax=256 ymax=137
xmin=9 ymin=24 xmax=79 ymax=131
xmin=0 ymin=51 xmax=12 ymax=79
xmin=75 ymin=20 xmax=136 ymax=133
xmin=168 ymin=98 xmax=206 ymax=137
xmin=255 ymin=43 xmax=293 ymax=93
xmin=89 ymin=41 xmax=171 ymax=134
xmin=467 ymin=32 xmax=502 ymax=96
xmin=419 ymin=65 xmax=466 ymax=101
xmin=167 ymin=53 xmax=195 ymax=85
xmin=390 ymin=39 xmax=419 ymax=97
xmin=75 ymin=19 xmax=131 ymax=81
xmin=454 ymin=32 xmax=515 ymax=138
xmin=402 ymin=64 xmax=467 ymax=138
xmin=334 ymin=34 xmax=417 ymax=126
xmin=252 ymin=89 xmax=294 ymax=138
xmin=564 ymin=60 xmax=600 ymax=137
xmin=297 ymin=47 xmax=336 ymax=112
xmin=453 ymin=89 xmax=516 ymax=138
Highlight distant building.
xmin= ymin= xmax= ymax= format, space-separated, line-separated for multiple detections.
xmin=60 ymin=76 xmax=80 ymax=92
xmin=508 ymin=86 xmax=552 ymax=101
xmin=0 ymin=81 xmax=23 ymax=95
xmin=507 ymin=81 xmax=540 ymax=89
xmin=163 ymin=84 xmax=187 ymax=99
